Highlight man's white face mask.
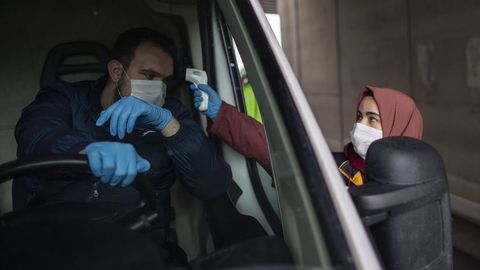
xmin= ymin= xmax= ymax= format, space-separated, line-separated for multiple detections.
xmin=118 ymin=66 xmax=167 ymax=107
xmin=130 ymin=79 xmax=167 ymax=107
xmin=350 ymin=123 xmax=383 ymax=160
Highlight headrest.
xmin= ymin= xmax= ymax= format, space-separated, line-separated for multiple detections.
xmin=365 ymin=136 xmax=446 ymax=186
xmin=40 ymin=42 xmax=109 ymax=88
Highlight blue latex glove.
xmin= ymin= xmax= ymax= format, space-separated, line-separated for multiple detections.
xmin=85 ymin=142 xmax=151 ymax=187
xmin=96 ymin=96 xmax=173 ymax=139
xmin=189 ymin=83 xmax=222 ymax=120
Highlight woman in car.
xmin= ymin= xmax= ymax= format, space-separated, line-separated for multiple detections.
xmin=189 ymin=84 xmax=423 ymax=185
xmin=334 ymin=86 xmax=423 ymax=186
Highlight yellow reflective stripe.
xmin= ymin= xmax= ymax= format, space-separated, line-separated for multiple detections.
xmin=338 ymin=160 xmax=351 ymax=180
xmin=351 ymin=172 xmax=364 ymax=186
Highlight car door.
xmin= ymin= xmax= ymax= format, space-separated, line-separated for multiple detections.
xmin=199 ymin=0 xmax=383 ymax=269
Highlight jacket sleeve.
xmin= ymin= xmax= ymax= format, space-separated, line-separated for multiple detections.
xmin=15 ymin=88 xmax=93 ymax=158
xmin=208 ymin=102 xmax=272 ymax=175
xmin=162 ymin=100 xmax=232 ymax=200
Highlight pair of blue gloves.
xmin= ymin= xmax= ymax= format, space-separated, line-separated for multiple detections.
xmin=85 ymin=96 xmax=172 ymax=187
xmin=84 ymin=84 xmax=222 ymax=187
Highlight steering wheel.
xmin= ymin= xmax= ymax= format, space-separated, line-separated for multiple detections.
xmin=0 ymin=155 xmax=169 ymax=270
xmin=0 ymin=155 xmax=159 ymax=229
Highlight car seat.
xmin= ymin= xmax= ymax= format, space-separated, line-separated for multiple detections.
xmin=40 ymin=42 xmax=109 ymax=88
xmin=13 ymin=42 xmax=110 ymax=211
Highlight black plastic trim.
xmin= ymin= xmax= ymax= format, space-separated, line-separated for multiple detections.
xmin=198 ymin=0 xmax=216 ymax=86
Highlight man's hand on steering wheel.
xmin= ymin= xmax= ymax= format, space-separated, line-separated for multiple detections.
xmin=85 ymin=142 xmax=151 ymax=187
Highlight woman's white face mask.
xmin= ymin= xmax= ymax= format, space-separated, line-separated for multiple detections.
xmin=350 ymin=123 xmax=383 ymax=159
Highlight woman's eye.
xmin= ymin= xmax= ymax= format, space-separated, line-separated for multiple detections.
xmin=369 ymin=117 xmax=378 ymax=122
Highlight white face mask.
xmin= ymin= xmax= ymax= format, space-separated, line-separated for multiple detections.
xmin=350 ymin=123 xmax=383 ymax=160
xmin=130 ymin=79 xmax=167 ymax=107
xmin=118 ymin=66 xmax=167 ymax=107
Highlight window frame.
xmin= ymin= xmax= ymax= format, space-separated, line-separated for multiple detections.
xmin=215 ymin=9 xmax=283 ymax=236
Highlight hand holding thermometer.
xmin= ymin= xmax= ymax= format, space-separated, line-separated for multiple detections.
xmin=185 ymin=68 xmax=209 ymax=111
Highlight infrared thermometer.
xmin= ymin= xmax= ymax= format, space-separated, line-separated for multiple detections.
xmin=185 ymin=68 xmax=209 ymax=112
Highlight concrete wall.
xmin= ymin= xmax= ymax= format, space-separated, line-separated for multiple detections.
xmin=279 ymin=0 xmax=480 ymax=205
xmin=279 ymin=0 xmax=343 ymax=150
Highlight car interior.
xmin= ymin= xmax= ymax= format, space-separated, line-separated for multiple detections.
xmin=0 ymin=0 xmax=296 ymax=269
xmin=0 ymin=1 xmax=454 ymax=270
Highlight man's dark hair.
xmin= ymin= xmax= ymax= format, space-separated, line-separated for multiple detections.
xmin=110 ymin=27 xmax=176 ymax=70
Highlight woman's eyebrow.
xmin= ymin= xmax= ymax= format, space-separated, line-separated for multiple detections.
xmin=366 ymin=111 xmax=380 ymax=117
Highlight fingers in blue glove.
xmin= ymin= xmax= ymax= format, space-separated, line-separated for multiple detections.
xmin=188 ymin=83 xmax=198 ymax=92
xmin=193 ymin=95 xmax=203 ymax=109
xmin=126 ymin=110 xmax=142 ymax=134
xmin=85 ymin=142 xmax=151 ymax=187
xmin=96 ymin=98 xmax=125 ymax=137
xmin=86 ymin=151 xmax=102 ymax=177
xmin=193 ymin=90 xmax=203 ymax=98
xmin=110 ymin=145 xmax=134 ymax=186
xmin=199 ymin=84 xmax=222 ymax=120
xmin=96 ymin=97 xmax=141 ymax=139
xmin=109 ymin=99 xmax=131 ymax=138
xmin=96 ymin=100 xmax=121 ymax=127
xmin=136 ymin=155 xmax=151 ymax=172
xmin=121 ymin=155 xmax=138 ymax=187
xmin=198 ymin=84 xmax=218 ymax=96
xmin=116 ymin=103 xmax=134 ymax=140
xmin=97 ymin=96 xmax=172 ymax=136
xmin=99 ymin=150 xmax=116 ymax=184
xmin=109 ymin=145 xmax=133 ymax=186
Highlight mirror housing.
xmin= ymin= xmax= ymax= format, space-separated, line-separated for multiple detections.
xmin=349 ymin=137 xmax=452 ymax=270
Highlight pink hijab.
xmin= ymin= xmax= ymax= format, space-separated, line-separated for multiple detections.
xmin=345 ymin=86 xmax=423 ymax=171
xmin=363 ymin=86 xmax=423 ymax=139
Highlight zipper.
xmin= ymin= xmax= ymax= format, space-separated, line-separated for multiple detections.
xmin=87 ymin=181 xmax=100 ymax=202
xmin=93 ymin=181 xmax=100 ymax=198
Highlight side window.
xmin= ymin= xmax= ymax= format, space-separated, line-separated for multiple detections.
xmin=232 ymin=39 xmax=263 ymax=122
xmin=226 ymin=27 xmax=282 ymax=233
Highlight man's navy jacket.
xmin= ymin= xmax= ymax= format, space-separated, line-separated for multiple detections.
xmin=15 ymin=77 xmax=232 ymax=204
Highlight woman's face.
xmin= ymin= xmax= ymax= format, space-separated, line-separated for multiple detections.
xmin=356 ymin=96 xmax=382 ymax=130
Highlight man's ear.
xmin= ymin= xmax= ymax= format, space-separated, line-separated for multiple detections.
xmin=107 ymin=60 xmax=123 ymax=82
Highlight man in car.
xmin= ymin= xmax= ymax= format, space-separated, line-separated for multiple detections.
xmin=15 ymin=28 xmax=231 ymax=209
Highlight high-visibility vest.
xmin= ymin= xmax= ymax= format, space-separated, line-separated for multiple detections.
xmin=242 ymin=83 xmax=263 ymax=123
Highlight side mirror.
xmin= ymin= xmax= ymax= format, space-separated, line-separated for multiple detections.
xmin=349 ymin=137 xmax=452 ymax=270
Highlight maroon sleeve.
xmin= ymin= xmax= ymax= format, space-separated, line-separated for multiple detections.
xmin=208 ymin=102 xmax=272 ymax=174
